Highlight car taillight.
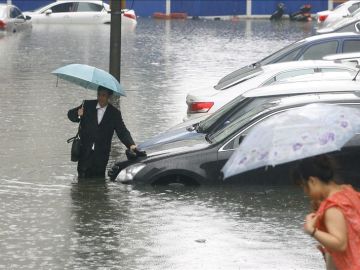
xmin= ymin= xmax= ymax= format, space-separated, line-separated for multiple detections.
xmin=318 ymin=14 xmax=328 ymax=22
xmin=123 ymin=13 xmax=136 ymax=20
xmin=189 ymin=102 xmax=214 ymax=113
xmin=0 ymin=20 xmax=6 ymax=30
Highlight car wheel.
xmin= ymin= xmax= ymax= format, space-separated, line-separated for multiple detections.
xmin=152 ymin=175 xmax=199 ymax=186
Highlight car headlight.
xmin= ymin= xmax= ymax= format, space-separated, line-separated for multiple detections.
xmin=116 ymin=163 xmax=146 ymax=182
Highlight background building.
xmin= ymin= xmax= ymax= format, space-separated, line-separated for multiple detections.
xmin=5 ymin=0 xmax=343 ymax=18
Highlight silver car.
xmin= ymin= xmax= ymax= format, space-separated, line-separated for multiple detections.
xmin=0 ymin=4 xmax=32 ymax=34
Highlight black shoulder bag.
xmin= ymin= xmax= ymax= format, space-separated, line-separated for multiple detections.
xmin=67 ymin=102 xmax=84 ymax=162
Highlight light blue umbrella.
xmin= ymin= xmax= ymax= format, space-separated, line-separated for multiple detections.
xmin=222 ymin=103 xmax=360 ymax=179
xmin=52 ymin=64 xmax=126 ymax=96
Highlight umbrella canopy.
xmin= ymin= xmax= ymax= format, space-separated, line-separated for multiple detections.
xmin=51 ymin=64 xmax=126 ymax=96
xmin=222 ymin=103 xmax=360 ymax=179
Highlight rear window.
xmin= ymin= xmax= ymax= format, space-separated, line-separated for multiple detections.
xmin=259 ymin=40 xmax=305 ymax=65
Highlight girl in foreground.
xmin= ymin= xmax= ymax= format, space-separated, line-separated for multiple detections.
xmin=294 ymin=155 xmax=360 ymax=270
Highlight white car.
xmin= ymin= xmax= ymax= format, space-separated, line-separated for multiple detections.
xmin=185 ymin=60 xmax=357 ymax=121
xmin=317 ymin=0 xmax=360 ymax=28
xmin=24 ymin=1 xmax=136 ymax=25
xmin=317 ymin=7 xmax=360 ymax=34
xmin=0 ymin=4 xmax=32 ymax=34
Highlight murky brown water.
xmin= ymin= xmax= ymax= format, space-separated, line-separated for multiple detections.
xmin=0 ymin=18 xmax=323 ymax=269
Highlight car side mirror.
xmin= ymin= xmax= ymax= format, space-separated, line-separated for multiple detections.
xmin=25 ymin=15 xmax=31 ymax=20
xmin=17 ymin=14 xmax=25 ymax=20
xmin=45 ymin=9 xmax=53 ymax=15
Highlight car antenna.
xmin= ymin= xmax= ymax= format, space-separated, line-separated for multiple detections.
xmin=353 ymin=65 xmax=360 ymax=81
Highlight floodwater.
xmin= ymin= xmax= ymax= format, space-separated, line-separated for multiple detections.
xmin=0 ymin=19 xmax=323 ymax=269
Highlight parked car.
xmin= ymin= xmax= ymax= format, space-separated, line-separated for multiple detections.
xmin=185 ymin=60 xmax=357 ymax=121
xmin=108 ymin=80 xmax=360 ymax=186
xmin=216 ymin=32 xmax=360 ymax=91
xmin=24 ymin=1 xmax=136 ymax=25
xmin=317 ymin=0 xmax=360 ymax=28
xmin=0 ymin=4 xmax=32 ymax=34
xmin=317 ymin=9 xmax=360 ymax=34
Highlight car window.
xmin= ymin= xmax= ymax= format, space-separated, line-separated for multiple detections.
xmin=276 ymin=47 xmax=303 ymax=63
xmin=263 ymin=69 xmax=315 ymax=86
xmin=10 ymin=7 xmax=21 ymax=18
xmin=348 ymin=3 xmax=360 ymax=14
xmin=48 ymin=2 xmax=76 ymax=13
xmin=77 ymin=2 xmax=103 ymax=12
xmin=209 ymin=97 xmax=280 ymax=143
xmin=342 ymin=40 xmax=360 ymax=53
xmin=300 ymin=41 xmax=338 ymax=60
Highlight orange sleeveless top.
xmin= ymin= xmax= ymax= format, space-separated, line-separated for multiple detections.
xmin=316 ymin=186 xmax=360 ymax=270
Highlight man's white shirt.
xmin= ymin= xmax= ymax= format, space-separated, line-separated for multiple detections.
xmin=96 ymin=103 xmax=108 ymax=124
xmin=92 ymin=103 xmax=108 ymax=150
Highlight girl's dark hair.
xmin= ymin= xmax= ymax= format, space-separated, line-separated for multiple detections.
xmin=293 ymin=155 xmax=338 ymax=185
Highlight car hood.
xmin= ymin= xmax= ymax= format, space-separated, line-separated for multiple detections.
xmin=139 ymin=133 xmax=210 ymax=160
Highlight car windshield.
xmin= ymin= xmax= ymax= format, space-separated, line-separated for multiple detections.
xmin=258 ymin=40 xmax=305 ymax=65
xmin=209 ymin=97 xmax=281 ymax=143
xmin=197 ymin=95 xmax=247 ymax=132
xmin=0 ymin=6 xmax=6 ymax=19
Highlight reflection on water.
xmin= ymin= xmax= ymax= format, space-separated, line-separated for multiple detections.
xmin=0 ymin=19 xmax=322 ymax=269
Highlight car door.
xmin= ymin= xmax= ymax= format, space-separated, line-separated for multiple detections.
xmin=216 ymin=108 xmax=299 ymax=184
xmin=42 ymin=2 xmax=77 ymax=24
xmin=74 ymin=2 xmax=106 ymax=24
xmin=297 ymin=40 xmax=339 ymax=60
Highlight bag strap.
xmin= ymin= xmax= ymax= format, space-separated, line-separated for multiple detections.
xmin=67 ymin=100 xmax=84 ymax=143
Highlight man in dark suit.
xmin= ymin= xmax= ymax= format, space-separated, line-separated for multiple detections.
xmin=68 ymin=86 xmax=137 ymax=178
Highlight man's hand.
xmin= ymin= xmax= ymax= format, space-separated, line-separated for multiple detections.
xmin=78 ymin=107 xmax=84 ymax=118
xmin=126 ymin=146 xmax=147 ymax=160
xmin=129 ymin=145 xmax=136 ymax=151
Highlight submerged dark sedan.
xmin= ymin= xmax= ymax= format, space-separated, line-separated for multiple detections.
xmin=109 ymin=83 xmax=360 ymax=186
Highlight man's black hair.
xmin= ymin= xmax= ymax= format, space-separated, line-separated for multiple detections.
xmin=97 ymin=86 xmax=113 ymax=96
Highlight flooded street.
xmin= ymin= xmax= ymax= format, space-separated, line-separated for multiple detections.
xmin=0 ymin=19 xmax=323 ymax=269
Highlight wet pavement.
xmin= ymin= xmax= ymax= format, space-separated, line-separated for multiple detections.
xmin=0 ymin=18 xmax=323 ymax=269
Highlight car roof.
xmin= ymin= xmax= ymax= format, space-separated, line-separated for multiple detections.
xmin=243 ymin=80 xmax=360 ymax=98
xmin=260 ymin=60 xmax=357 ymax=72
xmin=300 ymin=32 xmax=360 ymax=42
